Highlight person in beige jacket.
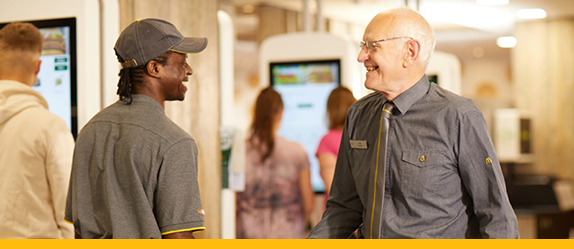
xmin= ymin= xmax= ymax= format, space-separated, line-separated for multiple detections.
xmin=0 ymin=22 xmax=74 ymax=239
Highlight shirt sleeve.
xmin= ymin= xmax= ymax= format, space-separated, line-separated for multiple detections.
xmin=297 ymin=142 xmax=310 ymax=172
xmin=315 ymin=132 xmax=339 ymax=158
xmin=308 ymin=116 xmax=363 ymax=238
xmin=457 ymin=110 xmax=519 ymax=239
xmin=46 ymin=126 xmax=75 ymax=239
xmin=315 ymin=134 xmax=330 ymax=157
xmin=154 ymin=139 xmax=205 ymax=235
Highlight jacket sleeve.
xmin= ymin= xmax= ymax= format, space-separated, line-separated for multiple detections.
xmin=46 ymin=127 xmax=75 ymax=239
xmin=308 ymin=115 xmax=363 ymax=238
xmin=457 ymin=110 xmax=519 ymax=239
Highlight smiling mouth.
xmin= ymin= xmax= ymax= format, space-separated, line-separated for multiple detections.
xmin=366 ymin=66 xmax=378 ymax=72
xmin=182 ymin=81 xmax=188 ymax=87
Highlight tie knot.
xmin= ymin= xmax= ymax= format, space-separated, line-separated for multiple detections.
xmin=383 ymin=102 xmax=395 ymax=117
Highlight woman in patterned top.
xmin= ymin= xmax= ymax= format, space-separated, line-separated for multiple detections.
xmin=236 ymin=87 xmax=315 ymax=239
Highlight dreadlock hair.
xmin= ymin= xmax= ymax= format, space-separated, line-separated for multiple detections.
xmin=249 ymin=87 xmax=284 ymax=163
xmin=115 ymin=51 xmax=171 ymax=104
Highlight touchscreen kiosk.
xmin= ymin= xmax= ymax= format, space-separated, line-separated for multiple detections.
xmin=270 ymin=59 xmax=341 ymax=192
xmin=0 ymin=18 xmax=78 ymax=137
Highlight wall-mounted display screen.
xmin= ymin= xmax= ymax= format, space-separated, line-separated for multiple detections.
xmin=270 ymin=59 xmax=341 ymax=192
xmin=0 ymin=18 xmax=77 ymax=138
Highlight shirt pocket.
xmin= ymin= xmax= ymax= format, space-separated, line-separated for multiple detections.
xmin=400 ymin=150 xmax=448 ymax=199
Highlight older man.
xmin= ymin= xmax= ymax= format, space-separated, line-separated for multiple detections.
xmin=308 ymin=8 xmax=519 ymax=239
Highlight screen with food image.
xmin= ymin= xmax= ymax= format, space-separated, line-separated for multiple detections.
xmin=0 ymin=18 xmax=77 ymax=137
xmin=270 ymin=59 xmax=340 ymax=192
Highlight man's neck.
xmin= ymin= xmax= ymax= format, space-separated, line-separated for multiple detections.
xmin=0 ymin=74 xmax=35 ymax=86
xmin=379 ymin=73 xmax=424 ymax=100
xmin=132 ymin=81 xmax=166 ymax=109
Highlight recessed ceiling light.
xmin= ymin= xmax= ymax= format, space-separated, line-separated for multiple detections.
xmin=497 ymin=36 xmax=517 ymax=48
xmin=517 ymin=8 xmax=547 ymax=19
xmin=476 ymin=0 xmax=509 ymax=6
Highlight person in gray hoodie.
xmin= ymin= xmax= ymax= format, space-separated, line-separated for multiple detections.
xmin=0 ymin=22 xmax=75 ymax=239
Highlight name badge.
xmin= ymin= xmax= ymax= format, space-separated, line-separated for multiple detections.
xmin=350 ymin=140 xmax=368 ymax=149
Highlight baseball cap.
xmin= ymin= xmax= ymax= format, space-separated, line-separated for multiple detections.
xmin=114 ymin=18 xmax=208 ymax=68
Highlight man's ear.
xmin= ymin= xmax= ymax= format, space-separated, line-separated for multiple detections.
xmin=34 ymin=59 xmax=42 ymax=76
xmin=403 ymin=39 xmax=420 ymax=68
xmin=146 ymin=60 xmax=161 ymax=78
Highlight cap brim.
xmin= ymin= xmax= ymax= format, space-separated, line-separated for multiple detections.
xmin=171 ymin=37 xmax=208 ymax=54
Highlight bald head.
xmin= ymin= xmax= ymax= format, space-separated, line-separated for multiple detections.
xmin=369 ymin=8 xmax=436 ymax=69
xmin=0 ymin=22 xmax=43 ymax=85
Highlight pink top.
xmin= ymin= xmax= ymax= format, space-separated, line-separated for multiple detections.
xmin=315 ymin=129 xmax=343 ymax=157
xmin=315 ymin=129 xmax=343 ymax=210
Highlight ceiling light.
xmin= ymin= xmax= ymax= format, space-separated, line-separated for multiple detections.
xmin=476 ymin=0 xmax=509 ymax=6
xmin=421 ymin=5 xmax=513 ymax=33
xmin=497 ymin=36 xmax=517 ymax=48
xmin=517 ymin=9 xmax=547 ymax=19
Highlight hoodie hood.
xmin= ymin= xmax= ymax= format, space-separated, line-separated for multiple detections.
xmin=0 ymin=80 xmax=48 ymax=125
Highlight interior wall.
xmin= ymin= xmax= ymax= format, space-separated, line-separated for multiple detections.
xmin=512 ymin=19 xmax=574 ymax=180
xmin=118 ymin=0 xmax=221 ymax=239
xmin=460 ymin=57 xmax=513 ymax=136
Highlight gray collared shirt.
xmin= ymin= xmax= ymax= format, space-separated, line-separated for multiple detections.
xmin=308 ymin=76 xmax=519 ymax=239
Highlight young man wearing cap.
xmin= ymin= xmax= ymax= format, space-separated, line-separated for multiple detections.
xmin=65 ymin=18 xmax=208 ymax=239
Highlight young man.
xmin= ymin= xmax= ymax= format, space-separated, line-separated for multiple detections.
xmin=308 ymin=8 xmax=519 ymax=239
xmin=0 ymin=22 xmax=75 ymax=239
xmin=65 ymin=18 xmax=208 ymax=239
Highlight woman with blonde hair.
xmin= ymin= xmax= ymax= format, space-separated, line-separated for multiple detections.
xmin=236 ymin=87 xmax=314 ymax=239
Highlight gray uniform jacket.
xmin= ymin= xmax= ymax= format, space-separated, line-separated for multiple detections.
xmin=65 ymin=95 xmax=205 ymax=238
xmin=309 ymin=76 xmax=519 ymax=239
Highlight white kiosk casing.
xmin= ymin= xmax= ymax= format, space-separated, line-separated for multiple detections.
xmin=260 ymin=32 xmax=364 ymax=97
xmin=0 ymin=0 xmax=120 ymax=131
xmin=427 ymin=51 xmax=462 ymax=95
xmin=218 ymin=10 xmax=245 ymax=239
xmin=494 ymin=108 xmax=533 ymax=163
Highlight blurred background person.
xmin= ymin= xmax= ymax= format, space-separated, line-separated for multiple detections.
xmin=315 ymin=86 xmax=356 ymax=207
xmin=0 ymin=22 xmax=74 ymax=239
xmin=315 ymin=86 xmax=358 ymax=239
xmin=315 ymin=86 xmax=356 ymax=209
xmin=236 ymin=87 xmax=314 ymax=239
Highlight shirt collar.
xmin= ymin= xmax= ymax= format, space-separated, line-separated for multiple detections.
xmin=389 ymin=75 xmax=429 ymax=115
xmin=127 ymin=94 xmax=165 ymax=113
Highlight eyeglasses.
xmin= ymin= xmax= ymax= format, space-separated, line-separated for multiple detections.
xmin=359 ymin=36 xmax=413 ymax=52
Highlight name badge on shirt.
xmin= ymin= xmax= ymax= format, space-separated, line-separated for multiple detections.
xmin=350 ymin=140 xmax=368 ymax=149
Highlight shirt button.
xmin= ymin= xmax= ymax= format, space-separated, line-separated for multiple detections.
xmin=419 ymin=155 xmax=425 ymax=162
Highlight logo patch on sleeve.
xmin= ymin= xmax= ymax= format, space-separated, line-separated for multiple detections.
xmin=485 ymin=157 xmax=493 ymax=165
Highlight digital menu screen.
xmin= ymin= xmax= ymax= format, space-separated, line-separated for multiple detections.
xmin=0 ymin=18 xmax=77 ymax=137
xmin=270 ymin=59 xmax=340 ymax=192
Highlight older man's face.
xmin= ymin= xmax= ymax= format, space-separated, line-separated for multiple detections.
xmin=357 ymin=14 xmax=406 ymax=94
